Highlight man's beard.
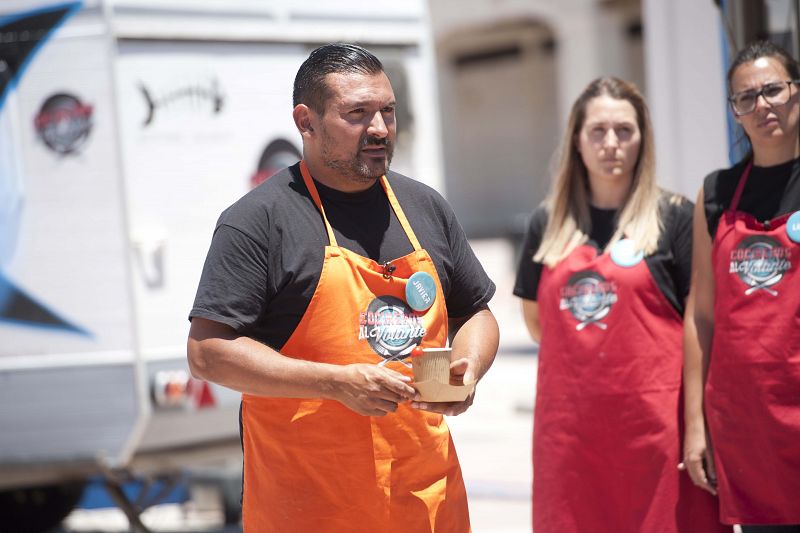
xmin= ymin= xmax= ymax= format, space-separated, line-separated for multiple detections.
xmin=321 ymin=132 xmax=394 ymax=185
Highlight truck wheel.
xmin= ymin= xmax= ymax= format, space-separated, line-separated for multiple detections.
xmin=0 ymin=481 xmax=86 ymax=533
xmin=219 ymin=473 xmax=242 ymax=525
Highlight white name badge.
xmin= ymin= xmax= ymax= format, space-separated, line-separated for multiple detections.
xmin=610 ymin=238 xmax=643 ymax=268
xmin=786 ymin=211 xmax=800 ymax=243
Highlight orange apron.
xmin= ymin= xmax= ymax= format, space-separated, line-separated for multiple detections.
xmin=240 ymin=161 xmax=470 ymax=532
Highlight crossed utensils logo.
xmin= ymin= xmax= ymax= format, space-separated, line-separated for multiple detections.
xmin=359 ymin=295 xmax=425 ymax=366
xmin=730 ymin=236 xmax=791 ymax=297
xmin=560 ymin=271 xmax=618 ymax=331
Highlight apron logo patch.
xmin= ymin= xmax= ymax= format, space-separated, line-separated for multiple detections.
xmin=560 ymin=271 xmax=617 ymax=331
xmin=729 ymin=236 xmax=791 ymax=296
xmin=359 ymin=295 xmax=425 ymax=364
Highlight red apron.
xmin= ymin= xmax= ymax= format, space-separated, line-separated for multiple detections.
xmin=239 ymin=161 xmax=470 ymax=532
xmin=534 ymin=244 xmax=725 ymax=532
xmin=706 ymin=161 xmax=800 ymax=525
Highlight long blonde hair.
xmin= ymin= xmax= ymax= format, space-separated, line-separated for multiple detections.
xmin=534 ymin=77 xmax=662 ymax=267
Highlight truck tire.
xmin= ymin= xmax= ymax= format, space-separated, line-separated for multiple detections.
xmin=0 ymin=481 xmax=86 ymax=533
xmin=219 ymin=473 xmax=242 ymax=526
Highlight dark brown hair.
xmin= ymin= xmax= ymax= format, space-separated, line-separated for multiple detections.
xmin=293 ymin=43 xmax=384 ymax=114
xmin=727 ymin=40 xmax=800 ymax=93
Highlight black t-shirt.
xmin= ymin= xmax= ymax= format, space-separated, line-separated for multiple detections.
xmin=513 ymin=193 xmax=694 ymax=315
xmin=190 ymin=163 xmax=495 ymax=349
xmin=703 ymin=156 xmax=800 ymax=238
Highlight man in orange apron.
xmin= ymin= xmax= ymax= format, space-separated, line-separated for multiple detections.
xmin=187 ymin=43 xmax=499 ymax=532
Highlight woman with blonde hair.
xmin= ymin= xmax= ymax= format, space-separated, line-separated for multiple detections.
xmin=514 ymin=77 xmax=726 ymax=532
xmin=684 ymin=40 xmax=800 ymax=532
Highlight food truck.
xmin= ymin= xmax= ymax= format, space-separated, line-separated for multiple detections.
xmin=0 ymin=0 xmax=442 ymax=529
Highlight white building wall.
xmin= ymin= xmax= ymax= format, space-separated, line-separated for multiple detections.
xmin=438 ymin=24 xmax=559 ymax=237
xmin=429 ymin=0 xmax=644 ymax=237
xmin=643 ymin=0 xmax=729 ymax=198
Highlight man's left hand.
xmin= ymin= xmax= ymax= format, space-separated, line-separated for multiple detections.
xmin=411 ymin=357 xmax=475 ymax=416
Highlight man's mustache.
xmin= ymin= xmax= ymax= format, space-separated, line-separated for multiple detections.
xmin=362 ymin=136 xmax=389 ymax=147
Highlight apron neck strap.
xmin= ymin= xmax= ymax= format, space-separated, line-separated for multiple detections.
xmin=300 ymin=160 xmax=338 ymax=246
xmin=378 ymin=175 xmax=422 ymax=251
xmin=298 ymin=160 xmax=423 ymax=251
xmin=730 ymin=160 xmax=754 ymax=212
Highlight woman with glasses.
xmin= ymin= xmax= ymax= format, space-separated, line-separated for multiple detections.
xmin=684 ymin=40 xmax=800 ymax=532
xmin=514 ymin=77 xmax=726 ymax=532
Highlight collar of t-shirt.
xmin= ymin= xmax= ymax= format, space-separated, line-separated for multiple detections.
xmin=311 ymin=176 xmax=411 ymax=263
xmin=588 ymin=204 xmax=617 ymax=250
xmin=313 ymin=176 xmax=383 ymax=205
xmin=738 ymin=156 xmax=800 ymax=220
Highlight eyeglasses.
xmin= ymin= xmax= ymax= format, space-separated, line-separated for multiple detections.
xmin=728 ymin=80 xmax=800 ymax=116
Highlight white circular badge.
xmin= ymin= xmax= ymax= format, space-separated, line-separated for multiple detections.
xmin=786 ymin=211 xmax=800 ymax=243
xmin=610 ymin=238 xmax=644 ymax=268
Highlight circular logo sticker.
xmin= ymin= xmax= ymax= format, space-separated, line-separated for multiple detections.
xmin=358 ymin=295 xmax=426 ymax=363
xmin=559 ymin=271 xmax=617 ymax=331
xmin=405 ymin=271 xmax=436 ymax=312
xmin=610 ymin=238 xmax=643 ymax=268
xmin=33 ymin=93 xmax=93 ymax=155
xmin=729 ymin=235 xmax=791 ymax=296
xmin=786 ymin=211 xmax=800 ymax=243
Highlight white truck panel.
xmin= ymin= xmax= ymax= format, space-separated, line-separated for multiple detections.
xmin=2 ymin=16 xmax=135 ymax=358
xmin=115 ymin=40 xmax=304 ymax=355
xmin=0 ymin=4 xmax=143 ymax=482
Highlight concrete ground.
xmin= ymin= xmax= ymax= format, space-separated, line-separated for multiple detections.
xmin=449 ymin=238 xmax=536 ymax=533
xmin=448 ymin=351 xmax=536 ymax=533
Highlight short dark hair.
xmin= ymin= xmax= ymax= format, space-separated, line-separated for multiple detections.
xmin=727 ymin=40 xmax=800 ymax=93
xmin=293 ymin=43 xmax=385 ymax=114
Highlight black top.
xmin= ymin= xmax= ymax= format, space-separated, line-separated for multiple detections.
xmin=190 ymin=163 xmax=496 ymax=349
xmin=703 ymin=156 xmax=800 ymax=238
xmin=513 ymin=193 xmax=694 ymax=315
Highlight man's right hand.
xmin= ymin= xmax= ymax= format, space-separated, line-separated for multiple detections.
xmin=331 ymin=364 xmax=417 ymax=416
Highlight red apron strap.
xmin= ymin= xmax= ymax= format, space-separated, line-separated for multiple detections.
xmin=730 ymin=160 xmax=753 ymax=212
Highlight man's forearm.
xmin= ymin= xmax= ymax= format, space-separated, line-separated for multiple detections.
xmin=449 ymin=308 xmax=500 ymax=381
xmin=187 ymin=318 xmax=417 ymax=416
xmin=188 ymin=329 xmax=343 ymax=399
